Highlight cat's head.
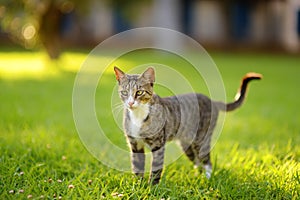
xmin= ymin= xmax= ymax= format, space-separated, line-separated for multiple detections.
xmin=114 ymin=67 xmax=155 ymax=110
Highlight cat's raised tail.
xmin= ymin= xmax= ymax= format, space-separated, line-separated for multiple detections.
xmin=216 ymin=72 xmax=262 ymax=112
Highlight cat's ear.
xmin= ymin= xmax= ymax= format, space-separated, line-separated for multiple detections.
xmin=141 ymin=67 xmax=155 ymax=84
xmin=114 ymin=66 xmax=126 ymax=83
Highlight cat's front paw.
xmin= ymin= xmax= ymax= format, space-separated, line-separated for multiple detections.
xmin=149 ymin=178 xmax=160 ymax=185
xmin=133 ymin=172 xmax=145 ymax=180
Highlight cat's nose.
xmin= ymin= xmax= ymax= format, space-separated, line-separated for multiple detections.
xmin=128 ymin=101 xmax=134 ymax=107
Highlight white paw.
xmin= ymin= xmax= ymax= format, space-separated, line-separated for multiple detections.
xmin=203 ymin=164 xmax=212 ymax=179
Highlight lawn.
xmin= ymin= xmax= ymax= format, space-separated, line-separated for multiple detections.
xmin=0 ymin=48 xmax=299 ymax=199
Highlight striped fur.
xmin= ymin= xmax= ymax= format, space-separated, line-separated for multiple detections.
xmin=114 ymin=67 xmax=262 ymax=184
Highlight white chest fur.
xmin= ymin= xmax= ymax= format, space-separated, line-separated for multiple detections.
xmin=128 ymin=103 xmax=149 ymax=137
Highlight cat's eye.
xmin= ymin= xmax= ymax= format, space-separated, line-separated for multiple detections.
xmin=136 ymin=90 xmax=144 ymax=96
xmin=120 ymin=91 xmax=128 ymax=96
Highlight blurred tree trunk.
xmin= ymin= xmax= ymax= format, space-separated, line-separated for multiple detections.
xmin=39 ymin=1 xmax=62 ymax=59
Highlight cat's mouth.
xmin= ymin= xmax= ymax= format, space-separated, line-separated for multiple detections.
xmin=126 ymin=104 xmax=136 ymax=110
xmin=128 ymin=105 xmax=137 ymax=110
xmin=126 ymin=101 xmax=137 ymax=110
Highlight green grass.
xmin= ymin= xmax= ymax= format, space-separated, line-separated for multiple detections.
xmin=0 ymin=49 xmax=299 ymax=199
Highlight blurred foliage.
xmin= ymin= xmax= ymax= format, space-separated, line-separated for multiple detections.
xmin=0 ymin=0 xmax=151 ymax=59
xmin=0 ymin=0 xmax=90 ymax=59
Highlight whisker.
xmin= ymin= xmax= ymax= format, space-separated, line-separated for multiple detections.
xmin=115 ymin=108 xmax=124 ymax=117
xmin=112 ymin=102 xmax=123 ymax=107
xmin=113 ymin=106 xmax=124 ymax=113
xmin=112 ymin=103 xmax=124 ymax=109
xmin=112 ymin=103 xmax=124 ymax=114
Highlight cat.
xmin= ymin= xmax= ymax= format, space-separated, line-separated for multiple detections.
xmin=114 ymin=66 xmax=262 ymax=185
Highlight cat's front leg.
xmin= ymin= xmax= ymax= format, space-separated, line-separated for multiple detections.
xmin=149 ymin=145 xmax=165 ymax=185
xmin=127 ymin=136 xmax=145 ymax=177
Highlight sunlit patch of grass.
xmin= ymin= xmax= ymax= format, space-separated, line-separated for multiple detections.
xmin=0 ymin=50 xmax=87 ymax=79
xmin=0 ymin=51 xmax=47 ymax=78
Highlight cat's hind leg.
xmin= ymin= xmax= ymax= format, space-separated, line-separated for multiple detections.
xmin=180 ymin=141 xmax=213 ymax=178
xmin=180 ymin=142 xmax=196 ymax=163
xmin=200 ymin=153 xmax=212 ymax=179
xmin=181 ymin=141 xmax=212 ymax=178
xmin=193 ymin=141 xmax=212 ymax=179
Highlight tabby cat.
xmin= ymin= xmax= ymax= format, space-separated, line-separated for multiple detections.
xmin=114 ymin=66 xmax=262 ymax=185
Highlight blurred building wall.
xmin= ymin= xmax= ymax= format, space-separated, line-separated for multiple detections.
xmin=80 ymin=0 xmax=300 ymax=52
xmin=192 ymin=1 xmax=227 ymax=45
